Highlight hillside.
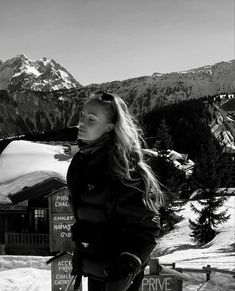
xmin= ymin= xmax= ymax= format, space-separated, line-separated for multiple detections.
xmin=156 ymin=197 xmax=235 ymax=269
xmin=0 ymin=58 xmax=235 ymax=137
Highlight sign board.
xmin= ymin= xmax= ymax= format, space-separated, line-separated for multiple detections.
xmin=50 ymin=188 xmax=72 ymax=213
xmin=50 ymin=214 xmax=75 ymax=252
xmin=51 ymin=253 xmax=75 ymax=291
xmin=49 ymin=187 xmax=75 ymax=252
xmin=141 ymin=274 xmax=180 ymax=291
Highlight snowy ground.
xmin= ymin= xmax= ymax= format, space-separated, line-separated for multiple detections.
xmin=156 ymin=196 xmax=235 ymax=290
xmin=0 ymin=140 xmax=234 ymax=290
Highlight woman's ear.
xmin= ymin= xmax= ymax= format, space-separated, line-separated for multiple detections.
xmin=106 ymin=123 xmax=114 ymax=132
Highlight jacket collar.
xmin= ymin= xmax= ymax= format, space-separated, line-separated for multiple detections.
xmin=77 ymin=132 xmax=113 ymax=156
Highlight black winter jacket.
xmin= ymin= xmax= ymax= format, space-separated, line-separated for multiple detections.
xmin=66 ymin=135 xmax=160 ymax=278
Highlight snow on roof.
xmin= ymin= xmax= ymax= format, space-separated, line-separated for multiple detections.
xmin=0 ymin=140 xmax=71 ymax=204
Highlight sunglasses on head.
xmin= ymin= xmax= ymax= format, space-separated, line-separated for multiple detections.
xmin=95 ymin=90 xmax=115 ymax=102
xmin=94 ymin=90 xmax=117 ymax=123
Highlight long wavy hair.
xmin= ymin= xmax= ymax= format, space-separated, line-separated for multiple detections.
xmin=85 ymin=91 xmax=164 ymax=210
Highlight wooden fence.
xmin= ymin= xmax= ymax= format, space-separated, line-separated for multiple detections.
xmin=4 ymin=232 xmax=49 ymax=255
xmin=5 ymin=232 xmax=49 ymax=246
xmin=161 ymin=261 xmax=235 ymax=281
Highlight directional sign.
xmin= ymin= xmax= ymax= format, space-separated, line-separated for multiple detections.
xmin=50 ymin=187 xmax=72 ymax=213
xmin=141 ymin=274 xmax=180 ymax=291
xmin=49 ymin=188 xmax=75 ymax=252
xmin=50 ymin=214 xmax=75 ymax=252
xmin=51 ymin=253 xmax=74 ymax=291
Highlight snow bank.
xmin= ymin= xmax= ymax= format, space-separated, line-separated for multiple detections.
xmin=0 ymin=255 xmax=51 ymax=271
xmin=0 ymin=268 xmax=51 ymax=291
xmin=0 ymin=255 xmax=87 ymax=291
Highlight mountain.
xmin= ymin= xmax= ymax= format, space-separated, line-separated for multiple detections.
xmin=0 ymin=54 xmax=82 ymax=91
xmin=96 ymin=59 xmax=235 ymax=115
xmin=0 ymin=58 xmax=235 ymax=138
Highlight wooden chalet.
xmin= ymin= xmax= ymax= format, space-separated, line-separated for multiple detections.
xmin=0 ymin=178 xmax=67 ymax=255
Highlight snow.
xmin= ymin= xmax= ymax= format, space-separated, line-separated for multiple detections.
xmin=14 ymin=65 xmax=41 ymax=77
xmin=0 ymin=171 xmax=65 ymax=204
xmin=0 ymin=268 xmax=51 ymax=291
xmin=0 ymin=140 xmax=71 ymax=203
xmin=39 ymin=58 xmax=51 ymax=66
xmin=59 ymin=69 xmax=69 ymax=79
xmin=0 ymin=256 xmax=88 ymax=291
xmin=156 ymin=197 xmax=235 ymax=290
xmin=0 ymin=140 xmax=70 ymax=183
xmin=0 ymin=55 xmax=79 ymax=91
xmin=157 ymin=198 xmax=235 ymax=266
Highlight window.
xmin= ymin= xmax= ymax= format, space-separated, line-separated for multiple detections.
xmin=34 ymin=209 xmax=47 ymax=233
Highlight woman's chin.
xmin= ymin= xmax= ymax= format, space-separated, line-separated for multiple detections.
xmin=77 ymin=133 xmax=86 ymax=140
xmin=78 ymin=137 xmax=92 ymax=144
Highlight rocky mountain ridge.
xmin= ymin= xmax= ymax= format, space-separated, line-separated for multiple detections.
xmin=0 ymin=55 xmax=81 ymax=91
xmin=96 ymin=59 xmax=235 ymax=115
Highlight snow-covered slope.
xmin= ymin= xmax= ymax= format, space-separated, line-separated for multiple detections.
xmin=156 ymin=197 xmax=235 ymax=270
xmin=0 ymin=54 xmax=81 ymax=91
xmin=0 ymin=140 xmax=71 ymax=203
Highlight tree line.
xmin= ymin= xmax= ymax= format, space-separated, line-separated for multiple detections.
xmin=142 ymin=96 xmax=233 ymax=244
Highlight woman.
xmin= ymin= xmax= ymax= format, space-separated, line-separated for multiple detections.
xmin=66 ymin=90 xmax=163 ymax=291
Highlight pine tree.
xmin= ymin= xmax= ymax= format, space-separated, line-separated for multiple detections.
xmin=153 ymin=118 xmax=173 ymax=153
xmin=189 ymin=197 xmax=230 ymax=244
xmin=189 ymin=137 xmax=231 ymax=244
xmin=149 ymin=119 xmax=187 ymax=231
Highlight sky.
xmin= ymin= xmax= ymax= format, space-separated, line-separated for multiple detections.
xmin=0 ymin=0 xmax=234 ymax=85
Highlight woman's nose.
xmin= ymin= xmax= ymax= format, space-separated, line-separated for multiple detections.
xmin=78 ymin=122 xmax=85 ymax=129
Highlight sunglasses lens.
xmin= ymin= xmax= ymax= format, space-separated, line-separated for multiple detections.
xmin=93 ymin=90 xmax=117 ymax=122
xmin=94 ymin=90 xmax=113 ymax=101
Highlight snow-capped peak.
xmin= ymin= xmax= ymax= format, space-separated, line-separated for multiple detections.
xmin=0 ymin=55 xmax=82 ymax=91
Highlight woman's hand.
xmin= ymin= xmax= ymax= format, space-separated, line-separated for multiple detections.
xmin=105 ymin=252 xmax=141 ymax=291
xmin=63 ymin=144 xmax=72 ymax=155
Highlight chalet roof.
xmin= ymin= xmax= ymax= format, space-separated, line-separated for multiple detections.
xmin=0 ymin=140 xmax=70 ymax=204
xmin=0 ymin=140 xmax=70 ymax=185
xmin=8 ymin=177 xmax=66 ymax=205
xmin=0 ymin=170 xmax=66 ymax=204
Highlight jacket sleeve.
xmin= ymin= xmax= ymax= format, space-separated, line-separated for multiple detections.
xmin=114 ymin=181 xmax=161 ymax=263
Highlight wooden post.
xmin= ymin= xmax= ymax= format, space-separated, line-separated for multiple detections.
xmin=206 ymin=265 xmax=211 ymax=281
xmin=150 ymin=258 xmax=161 ymax=275
xmin=175 ymin=268 xmax=183 ymax=291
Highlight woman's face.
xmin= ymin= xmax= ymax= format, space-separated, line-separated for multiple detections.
xmin=77 ymin=102 xmax=114 ymax=143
